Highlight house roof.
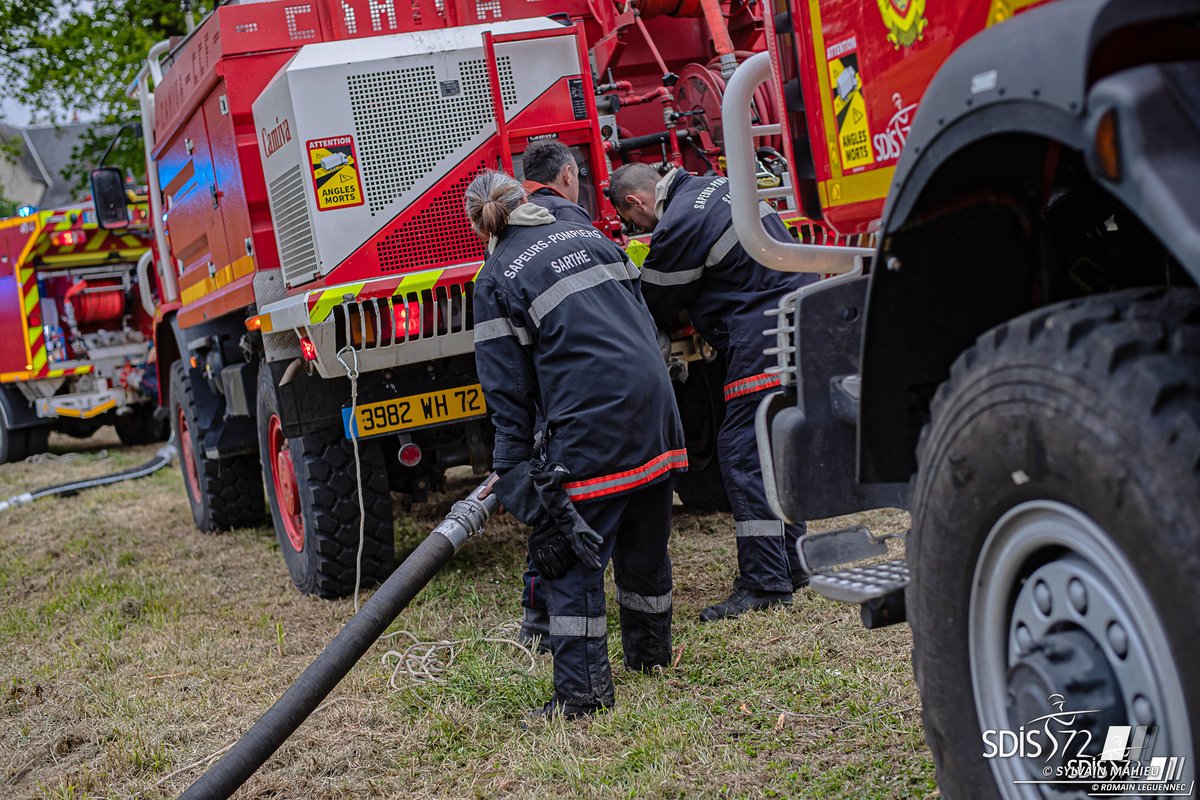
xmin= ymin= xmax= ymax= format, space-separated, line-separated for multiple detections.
xmin=0 ymin=121 xmax=104 ymax=209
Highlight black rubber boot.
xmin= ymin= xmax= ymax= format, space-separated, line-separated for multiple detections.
xmin=518 ymin=606 xmax=551 ymax=654
xmin=793 ymin=572 xmax=811 ymax=592
xmin=699 ymin=588 xmax=793 ymax=622
xmin=527 ymin=696 xmax=611 ymax=722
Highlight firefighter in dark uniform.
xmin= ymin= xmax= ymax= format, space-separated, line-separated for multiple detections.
xmin=609 ymin=162 xmax=816 ymax=621
xmin=521 ymin=139 xmax=592 ymax=226
xmin=515 ymin=139 xmax=593 ymax=649
xmin=464 ymin=170 xmax=686 ymax=717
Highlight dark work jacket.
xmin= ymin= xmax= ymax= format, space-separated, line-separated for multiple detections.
xmin=640 ymin=171 xmax=819 ymax=387
xmin=526 ymin=184 xmax=592 ymax=227
xmin=473 ymin=210 xmax=686 ymax=502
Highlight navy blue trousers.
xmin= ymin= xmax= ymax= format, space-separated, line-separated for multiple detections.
xmin=539 ymin=478 xmax=674 ymax=707
xmin=719 ymin=393 xmax=806 ymax=593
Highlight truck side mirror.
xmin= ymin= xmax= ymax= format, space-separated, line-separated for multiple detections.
xmin=90 ymin=167 xmax=130 ymax=230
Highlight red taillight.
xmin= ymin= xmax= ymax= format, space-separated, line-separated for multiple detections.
xmin=393 ymin=301 xmax=422 ymax=338
xmin=52 ymin=230 xmax=87 ymax=247
xmin=299 ymin=336 xmax=318 ymax=361
xmin=398 ymin=443 xmax=422 ymax=467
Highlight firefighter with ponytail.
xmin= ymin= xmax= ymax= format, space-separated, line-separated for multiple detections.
xmin=464 ymin=170 xmax=686 ymax=719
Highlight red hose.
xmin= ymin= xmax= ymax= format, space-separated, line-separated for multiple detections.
xmin=66 ymin=280 xmax=125 ymax=325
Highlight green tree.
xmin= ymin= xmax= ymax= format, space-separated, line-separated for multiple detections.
xmin=0 ymin=0 xmax=197 ymax=189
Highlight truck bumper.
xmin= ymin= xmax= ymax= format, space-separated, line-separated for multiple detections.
xmin=36 ymin=387 xmax=128 ymax=420
xmin=257 ymin=264 xmax=482 ymax=379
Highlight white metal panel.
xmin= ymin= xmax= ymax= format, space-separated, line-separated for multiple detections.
xmin=253 ymin=17 xmax=577 ymax=285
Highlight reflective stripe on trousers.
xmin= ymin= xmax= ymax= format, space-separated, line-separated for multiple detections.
xmin=616 ymin=587 xmax=673 ymax=614
xmin=735 ymin=519 xmax=785 ymax=538
xmin=549 ymin=615 xmax=608 ymax=638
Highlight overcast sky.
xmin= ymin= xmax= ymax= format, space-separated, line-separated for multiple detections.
xmin=1 ymin=96 xmax=34 ymax=126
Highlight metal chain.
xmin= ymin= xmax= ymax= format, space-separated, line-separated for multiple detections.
xmin=335 ymin=345 xmax=366 ymax=612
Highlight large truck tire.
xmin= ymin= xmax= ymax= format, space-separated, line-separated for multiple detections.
xmin=56 ymin=417 xmax=102 ymax=439
xmin=0 ymin=418 xmax=50 ymax=463
xmin=673 ymin=357 xmax=731 ymax=513
xmin=0 ymin=418 xmax=29 ymax=463
xmin=908 ymin=288 xmax=1200 ymax=799
xmin=114 ymin=403 xmax=169 ymax=446
xmin=256 ymin=367 xmax=395 ymax=599
xmin=23 ymin=424 xmax=50 ymax=458
xmin=170 ymin=361 xmax=265 ymax=532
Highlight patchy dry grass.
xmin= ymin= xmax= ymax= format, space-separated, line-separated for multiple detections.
xmin=1 ymin=429 xmax=933 ymax=799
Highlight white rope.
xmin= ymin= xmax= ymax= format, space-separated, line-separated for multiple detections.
xmin=378 ymin=623 xmax=538 ymax=689
xmin=335 ymin=345 xmax=366 ymax=613
xmin=24 ymin=448 xmax=108 ymax=464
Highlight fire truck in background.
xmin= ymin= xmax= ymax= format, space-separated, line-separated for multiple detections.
xmin=90 ymin=0 xmax=802 ymax=599
xmin=721 ymin=0 xmax=1200 ymax=796
xmin=0 ymin=201 xmax=164 ymax=463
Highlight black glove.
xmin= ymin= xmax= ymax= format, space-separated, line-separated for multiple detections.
xmin=494 ymin=460 xmax=604 ymax=579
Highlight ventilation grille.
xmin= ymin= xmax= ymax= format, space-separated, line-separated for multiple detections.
xmin=348 ymin=57 xmax=515 ymax=215
xmin=269 ymin=164 xmax=319 ymax=286
xmin=376 ymin=160 xmax=487 ymax=273
xmin=332 ymin=282 xmax=474 ymax=353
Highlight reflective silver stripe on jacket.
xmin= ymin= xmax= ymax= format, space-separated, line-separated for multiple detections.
xmin=473 ymin=317 xmax=533 ymax=346
xmin=641 ymin=264 xmax=705 ymax=287
xmin=735 ymin=519 xmax=785 ymax=538
xmin=706 ymin=201 xmax=775 ymax=267
xmin=616 ymin=587 xmax=673 ymax=614
xmin=549 ymin=614 xmax=608 ymax=637
xmin=527 ymin=260 xmax=639 ymax=328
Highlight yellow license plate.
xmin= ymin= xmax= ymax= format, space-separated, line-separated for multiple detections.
xmin=343 ymin=384 xmax=487 ymax=439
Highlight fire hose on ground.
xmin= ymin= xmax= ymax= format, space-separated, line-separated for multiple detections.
xmin=0 ymin=435 xmax=178 ymax=513
xmin=178 ymin=475 xmax=499 ymax=800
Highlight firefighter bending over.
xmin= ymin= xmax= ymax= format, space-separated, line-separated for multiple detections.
xmin=465 ymin=170 xmax=686 ymax=718
xmin=520 ymin=139 xmax=591 ymax=226
xmin=609 ymin=162 xmax=816 ymax=622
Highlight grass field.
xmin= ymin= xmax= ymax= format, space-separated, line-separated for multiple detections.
xmin=0 ymin=430 xmax=934 ymax=799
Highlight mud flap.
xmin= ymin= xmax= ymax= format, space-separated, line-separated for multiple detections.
xmin=756 ymin=273 xmax=908 ymax=522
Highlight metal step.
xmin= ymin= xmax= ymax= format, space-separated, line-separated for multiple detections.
xmin=809 ymin=559 xmax=909 ymax=605
xmin=798 ymin=524 xmax=890 ymax=573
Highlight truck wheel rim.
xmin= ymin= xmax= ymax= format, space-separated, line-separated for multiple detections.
xmin=969 ymin=500 xmax=1191 ymax=799
xmin=268 ymin=414 xmax=304 ymax=552
xmin=178 ymin=405 xmax=202 ymax=502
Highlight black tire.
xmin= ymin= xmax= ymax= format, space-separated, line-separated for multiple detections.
xmin=23 ymin=424 xmax=50 ymax=458
xmin=114 ymin=403 xmax=169 ymax=446
xmin=169 ymin=360 xmax=265 ymax=532
xmin=56 ymin=417 xmax=102 ymax=439
xmin=0 ymin=418 xmax=29 ymax=463
xmin=909 ymin=288 xmax=1200 ymax=799
xmin=256 ymin=366 xmax=394 ymax=598
xmin=673 ymin=357 xmax=731 ymax=513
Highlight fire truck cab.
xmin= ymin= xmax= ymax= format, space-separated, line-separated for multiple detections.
xmin=722 ymin=0 xmax=1200 ymax=796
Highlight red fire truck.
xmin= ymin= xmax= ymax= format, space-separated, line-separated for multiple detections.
xmin=0 ymin=201 xmax=164 ymax=463
xmin=720 ymin=0 xmax=1200 ymax=796
xmin=89 ymin=0 xmax=808 ymax=598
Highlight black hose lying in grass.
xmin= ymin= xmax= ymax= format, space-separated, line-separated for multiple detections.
xmin=0 ymin=435 xmax=177 ymax=512
xmin=178 ymin=475 xmax=499 ymax=800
